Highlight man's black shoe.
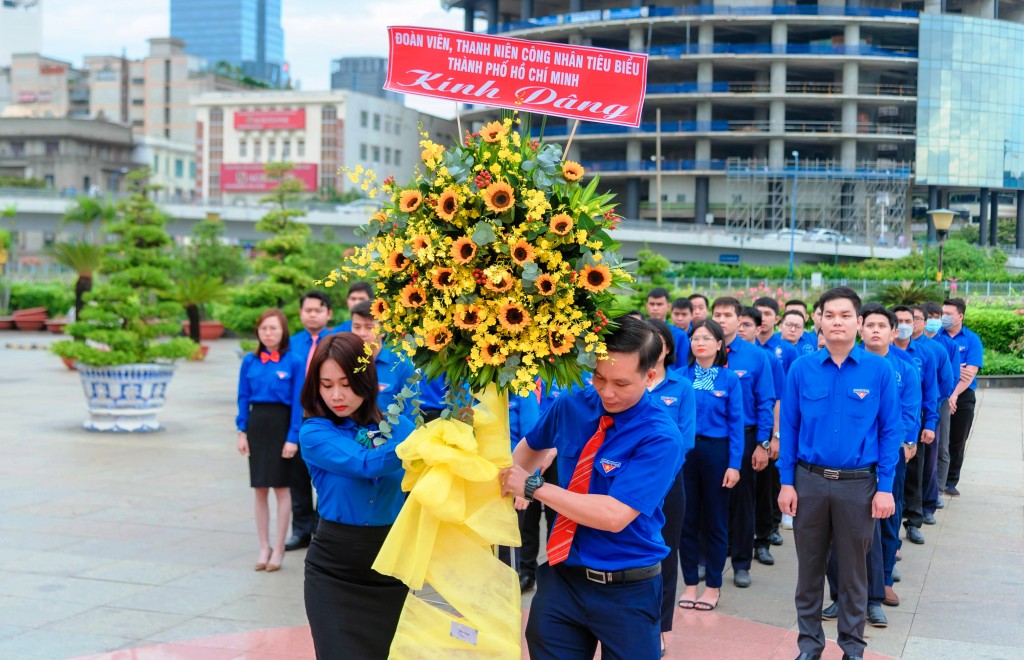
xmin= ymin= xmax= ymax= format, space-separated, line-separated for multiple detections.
xmin=285 ymin=534 xmax=311 ymax=551
xmin=795 ymin=653 xmax=822 ymax=660
xmin=906 ymin=526 xmax=925 ymax=545
xmin=769 ymin=530 xmax=784 ymax=546
xmin=733 ymin=569 xmax=751 ymax=588
xmin=867 ymin=602 xmax=888 ymax=628
xmin=944 ymin=486 xmax=960 ymax=497
xmin=841 ymin=655 xmax=864 ymax=660
xmin=519 ymin=574 xmax=536 ymax=592
xmin=821 ymin=602 xmax=838 ymax=620
xmin=923 ymin=513 xmax=937 ymax=525
xmin=755 ymin=547 xmax=775 ymax=566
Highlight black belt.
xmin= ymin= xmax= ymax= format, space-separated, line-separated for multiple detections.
xmin=799 ymin=460 xmax=876 ymax=480
xmin=557 ymin=562 xmax=661 ymax=585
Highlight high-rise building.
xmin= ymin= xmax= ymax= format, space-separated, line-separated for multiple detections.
xmin=170 ymin=0 xmax=286 ymax=88
xmin=2 ymin=54 xmax=89 ymax=120
xmin=330 ymin=57 xmax=403 ymax=104
xmin=0 ymin=0 xmax=43 ymax=67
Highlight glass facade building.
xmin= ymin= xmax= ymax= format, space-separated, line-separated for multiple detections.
xmin=170 ymin=0 xmax=285 ymax=87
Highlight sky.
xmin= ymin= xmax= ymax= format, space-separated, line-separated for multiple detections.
xmin=40 ymin=0 xmax=469 ymax=117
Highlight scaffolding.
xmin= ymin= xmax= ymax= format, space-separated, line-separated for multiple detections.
xmin=725 ymin=160 xmax=912 ymax=245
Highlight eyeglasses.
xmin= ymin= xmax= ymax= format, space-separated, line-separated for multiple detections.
xmin=781 ymin=323 xmax=803 ymax=330
xmin=738 ymin=321 xmax=756 ymax=329
xmin=691 ymin=336 xmax=718 ymax=343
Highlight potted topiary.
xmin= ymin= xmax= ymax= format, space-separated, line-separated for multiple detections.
xmin=52 ymin=170 xmax=197 ymax=432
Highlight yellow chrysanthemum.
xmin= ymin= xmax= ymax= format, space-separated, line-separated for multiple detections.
xmin=399 ymin=190 xmax=423 ymax=213
xmin=549 ymin=213 xmax=573 ymax=236
xmin=482 ymin=181 xmax=515 ymax=213
xmin=580 ymin=264 xmax=612 ymax=293
xmin=400 ymin=282 xmax=427 ymax=308
xmin=510 ymin=239 xmax=535 ymax=266
xmin=425 ymin=326 xmax=453 ymax=351
xmin=451 ymin=237 xmax=477 ymax=265
xmin=436 ymin=188 xmax=459 ymax=222
xmin=562 ymin=161 xmax=584 ymax=181
xmin=498 ymin=301 xmax=531 ymax=332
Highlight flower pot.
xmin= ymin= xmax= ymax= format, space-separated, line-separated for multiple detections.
xmin=182 ymin=320 xmax=225 ymax=341
xmin=14 ymin=318 xmax=46 ymax=331
xmin=0 ymin=317 xmax=13 ymax=330
xmin=189 ymin=344 xmax=210 ymax=361
xmin=61 ymin=356 xmax=78 ymax=371
xmin=76 ymin=363 xmax=177 ymax=432
xmin=46 ymin=319 xmax=68 ymax=334
xmin=12 ymin=306 xmax=48 ymax=319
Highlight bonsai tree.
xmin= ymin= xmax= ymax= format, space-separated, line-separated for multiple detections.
xmin=172 ymin=273 xmax=229 ymax=343
xmin=48 ymin=240 xmax=102 ymax=320
xmin=177 ymin=214 xmax=249 ymax=285
xmin=52 ymin=170 xmax=196 ymax=365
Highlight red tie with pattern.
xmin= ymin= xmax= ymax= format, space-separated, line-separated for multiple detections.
xmin=305 ymin=334 xmax=319 ymax=372
xmin=546 ymin=414 xmax=614 ymax=566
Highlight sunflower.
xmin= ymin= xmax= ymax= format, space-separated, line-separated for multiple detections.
xmin=400 ymin=282 xmax=427 ymax=307
xmin=535 ymin=273 xmax=557 ymax=296
xmin=562 ymin=161 xmax=584 ymax=182
xmin=580 ymin=264 xmax=612 ymax=293
xmin=425 ymin=326 xmax=453 ymax=351
xmin=549 ymin=327 xmax=575 ymax=355
xmin=411 ymin=235 xmax=431 ymax=252
xmin=484 ymin=269 xmax=515 ymax=293
xmin=451 ymin=237 xmax=477 ymax=264
xmin=482 ymin=181 xmax=515 ymax=213
xmin=480 ymin=120 xmax=508 ymax=143
xmin=498 ymin=301 xmax=531 ymax=332
xmin=480 ymin=341 xmax=505 ymax=365
xmin=386 ymin=250 xmax=410 ymax=272
xmin=370 ymin=298 xmax=389 ymax=319
xmin=436 ymin=188 xmax=459 ymax=221
xmin=400 ymin=189 xmax=423 ymax=213
xmin=453 ymin=304 xmax=484 ymax=330
xmin=371 ymin=210 xmax=388 ymax=224
xmin=510 ymin=239 xmax=536 ymax=266
xmin=549 ymin=213 xmax=573 ymax=236
xmin=430 ymin=267 xmax=456 ymax=290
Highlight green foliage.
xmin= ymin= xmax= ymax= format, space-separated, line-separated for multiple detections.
xmin=52 ymin=170 xmax=197 ymax=365
xmin=0 ymin=176 xmax=46 ymax=188
xmin=636 ymin=249 xmax=671 ymax=285
xmin=963 ymin=308 xmax=1024 ymax=354
xmin=62 ymin=196 xmax=117 ymax=234
xmin=173 ymin=216 xmax=250 ymax=286
xmin=952 ymin=219 xmax=1017 ymax=247
xmin=870 ymin=281 xmax=945 ymax=306
xmin=48 ymin=241 xmax=102 ymax=276
xmin=9 ymin=281 xmax=73 ymax=315
xmin=979 ymin=349 xmax=1024 ymax=375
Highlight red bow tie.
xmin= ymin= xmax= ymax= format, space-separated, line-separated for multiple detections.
xmin=260 ymin=351 xmax=281 ymax=364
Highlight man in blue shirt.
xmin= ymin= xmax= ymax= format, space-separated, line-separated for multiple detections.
xmin=348 ymin=301 xmax=417 ymax=415
xmin=501 ymin=317 xmax=684 ymax=660
xmin=921 ymin=300 xmax=959 ymax=497
xmin=647 ymin=287 xmax=689 ymax=369
xmin=779 ymin=287 xmax=902 ymax=660
xmin=940 ymin=298 xmax=984 ymax=496
xmin=333 ymin=281 xmax=372 ymax=333
xmin=712 ymin=297 xmax=775 ymax=588
xmin=785 ymin=299 xmax=820 ymax=356
xmin=671 ymin=297 xmax=693 ymax=333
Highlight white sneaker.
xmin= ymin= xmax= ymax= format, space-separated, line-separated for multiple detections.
xmin=781 ymin=514 xmax=794 ymax=530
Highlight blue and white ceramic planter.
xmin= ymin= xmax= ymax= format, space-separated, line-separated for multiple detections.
xmin=77 ymin=363 xmax=177 ymax=432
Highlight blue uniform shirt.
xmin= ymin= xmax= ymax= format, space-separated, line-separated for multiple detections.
xmin=796 ymin=330 xmax=819 ymax=356
xmin=290 ymin=326 xmax=339 ymax=374
xmin=649 ymin=369 xmax=697 ymax=467
xmin=375 ymin=347 xmax=416 ymax=415
xmin=510 ymin=391 xmax=541 ymax=450
xmin=682 ymin=363 xmax=745 ymax=470
xmin=779 ymin=345 xmax=903 ymax=492
xmin=300 ymin=415 xmax=415 ymax=526
xmin=525 ymin=388 xmax=684 ymax=571
xmin=724 ymin=336 xmax=776 ymax=441
xmin=759 ymin=332 xmax=799 ymax=374
xmin=336 ymin=319 xmax=352 ymax=332
xmin=416 ymin=372 xmax=473 ymax=414
xmin=236 ymin=350 xmax=305 ymax=443
xmin=669 ymin=325 xmax=690 ymax=372
xmin=884 ymin=346 xmax=923 ymax=446
xmin=902 ymin=338 xmax=941 ymax=431
xmin=920 ymin=335 xmax=957 ymax=401
xmin=942 ymin=326 xmax=984 ymax=391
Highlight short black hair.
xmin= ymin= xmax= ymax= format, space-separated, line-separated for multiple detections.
xmin=605 ymin=315 xmax=662 ymax=373
xmin=740 ymin=306 xmax=763 ymax=327
xmin=672 ymin=297 xmax=693 ymax=312
xmin=785 ymin=299 xmax=807 ymax=311
xmin=625 ymin=310 xmax=644 ymax=320
xmin=943 ymin=298 xmax=967 ymax=316
xmin=647 ymin=287 xmax=670 ymax=301
xmin=812 ymin=299 xmax=823 ymax=313
xmin=300 ymin=290 xmax=332 ymax=310
xmin=347 ymin=281 xmax=373 ymax=298
xmin=891 ymin=305 xmax=913 ymax=318
xmin=922 ymin=301 xmax=942 ymax=318
xmin=646 ymin=319 xmax=676 ymax=368
xmin=350 ymin=300 xmax=374 ymax=321
xmin=860 ymin=302 xmax=896 ymax=329
xmin=711 ymin=296 xmax=743 ymax=316
xmin=817 ymin=286 xmax=862 ymax=315
xmin=753 ymin=297 xmax=780 ymax=314
xmin=910 ymin=304 xmax=925 ymax=318
xmin=688 ymin=293 xmax=709 ymax=306
xmin=688 ymin=319 xmax=728 ymax=367
xmin=780 ymin=309 xmax=806 ymax=325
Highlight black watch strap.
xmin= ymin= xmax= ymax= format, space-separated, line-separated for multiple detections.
xmin=524 ymin=475 xmax=544 ymax=501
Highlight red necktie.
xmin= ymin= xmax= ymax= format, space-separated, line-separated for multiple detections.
xmin=305 ymin=334 xmax=319 ymax=372
xmin=546 ymin=415 xmax=614 ymax=566
xmin=260 ymin=350 xmax=280 ymax=364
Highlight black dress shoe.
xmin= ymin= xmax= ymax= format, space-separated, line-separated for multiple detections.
xmin=769 ymin=530 xmax=784 ymax=546
xmin=519 ymin=574 xmax=536 ymax=592
xmin=821 ymin=601 xmax=838 ymax=620
xmin=285 ymin=534 xmax=311 ymax=551
xmin=867 ymin=602 xmax=888 ymax=627
xmin=755 ymin=546 xmax=775 ymax=566
xmin=795 ymin=653 xmax=822 ymax=660
xmin=841 ymin=655 xmax=864 ymax=660
xmin=944 ymin=486 xmax=960 ymax=497
xmin=923 ymin=513 xmax=937 ymax=525
xmin=733 ymin=569 xmax=751 ymax=588
xmin=906 ymin=526 xmax=925 ymax=545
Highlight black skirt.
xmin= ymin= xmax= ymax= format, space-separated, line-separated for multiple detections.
xmin=305 ymin=519 xmax=409 ymax=660
xmin=247 ymin=403 xmax=293 ymax=488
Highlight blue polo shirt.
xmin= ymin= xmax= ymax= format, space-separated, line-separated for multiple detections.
xmin=236 ymin=350 xmax=305 ymax=443
xmin=682 ymin=363 xmax=745 ymax=470
xmin=538 ymin=373 xmax=593 ymax=416
xmin=796 ymin=330 xmax=819 ymax=356
xmin=942 ymin=326 xmax=984 ymax=391
xmin=900 ymin=338 xmax=941 ymax=431
xmin=525 ymin=388 xmax=684 ymax=571
xmin=336 ymin=319 xmax=352 ymax=332
xmin=669 ymin=325 xmax=690 ymax=372
xmin=779 ymin=345 xmax=903 ymax=492
xmin=300 ymin=415 xmax=414 ymax=526
xmin=649 ymin=369 xmax=697 ymax=466
xmin=883 ymin=346 xmax=923 ymax=446
xmin=375 ymin=347 xmax=416 ymax=415
xmin=510 ymin=391 xmax=541 ymax=450
xmin=290 ymin=326 xmax=340 ymax=374
xmin=759 ymin=332 xmax=799 ymax=374
xmin=416 ymin=372 xmax=473 ymax=414
xmin=724 ymin=336 xmax=776 ymax=441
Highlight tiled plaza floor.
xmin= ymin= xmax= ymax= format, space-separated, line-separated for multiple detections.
xmin=1 ymin=335 xmax=1021 ymax=659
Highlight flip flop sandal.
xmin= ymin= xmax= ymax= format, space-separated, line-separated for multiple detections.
xmin=678 ymin=598 xmax=696 ymax=609
xmin=693 ymin=598 xmax=719 ymax=611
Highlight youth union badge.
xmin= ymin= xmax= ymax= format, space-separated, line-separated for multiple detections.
xmin=853 ymin=388 xmax=870 ymax=399
xmin=599 ymin=458 xmax=621 ymax=474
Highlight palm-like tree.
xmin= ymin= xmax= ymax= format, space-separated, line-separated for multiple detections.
xmin=62 ymin=196 xmax=116 ymax=241
xmin=48 ymin=240 xmax=102 ymax=319
xmin=172 ymin=274 xmax=229 ymax=343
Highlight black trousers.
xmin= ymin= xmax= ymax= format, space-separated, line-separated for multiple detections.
xmin=519 ymin=461 xmax=558 ymax=579
xmin=826 ymin=519 xmax=885 ymax=604
xmin=290 ymin=445 xmax=319 ymax=538
xmin=903 ymin=415 xmax=928 ymax=529
xmin=659 ymin=468 xmax=685 ymax=632
xmin=793 ymin=466 xmax=876 ymax=658
xmin=946 ymin=389 xmax=977 ymax=489
xmin=754 ymin=456 xmax=781 ymax=548
xmin=729 ymin=426 xmax=758 ymax=571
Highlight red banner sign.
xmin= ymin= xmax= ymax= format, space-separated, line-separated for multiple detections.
xmin=220 ymin=163 xmax=318 ymax=192
xmin=233 ymin=109 xmax=306 ymax=131
xmin=384 ymin=26 xmax=647 ymax=127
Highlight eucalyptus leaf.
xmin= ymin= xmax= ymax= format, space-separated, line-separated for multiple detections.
xmin=578 ymin=350 xmax=598 ymax=370
xmin=521 ymin=261 xmax=540 ymax=285
xmin=378 ymin=420 xmax=392 ymax=436
xmin=471 ymin=221 xmax=496 ymax=245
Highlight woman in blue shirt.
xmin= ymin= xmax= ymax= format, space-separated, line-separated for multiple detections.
xmin=236 ymin=308 xmax=304 ymax=573
xmin=299 ymin=333 xmax=415 ymax=660
xmin=678 ymin=320 xmax=744 ymax=611
xmin=647 ymin=320 xmax=697 ymax=654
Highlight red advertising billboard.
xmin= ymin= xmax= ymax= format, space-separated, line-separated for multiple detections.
xmin=233 ymin=109 xmax=306 ymax=131
xmin=220 ymin=163 xmax=318 ymax=192
xmin=384 ymin=26 xmax=647 ymax=127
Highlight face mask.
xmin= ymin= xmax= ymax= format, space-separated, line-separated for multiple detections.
xmin=940 ymin=314 xmax=955 ymax=329
xmin=896 ymin=324 xmax=913 ymax=340
xmin=925 ymin=319 xmax=942 ymax=333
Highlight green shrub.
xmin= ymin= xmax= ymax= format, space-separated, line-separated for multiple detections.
xmin=10 ymin=281 xmax=74 ymax=316
xmin=963 ymin=308 xmax=1024 ymax=354
xmin=979 ymin=349 xmax=1024 ymax=375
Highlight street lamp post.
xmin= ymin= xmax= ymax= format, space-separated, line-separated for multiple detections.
xmin=788 ymin=150 xmax=799 ymax=279
xmin=928 ymin=209 xmax=956 ymax=284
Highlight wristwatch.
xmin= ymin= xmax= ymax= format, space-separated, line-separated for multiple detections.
xmin=760 ymin=439 xmax=771 ymax=450
xmin=772 ymin=431 xmax=781 ymax=440
xmin=524 ymin=474 xmax=545 ymax=501
xmin=903 ymin=442 xmax=916 ymax=450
